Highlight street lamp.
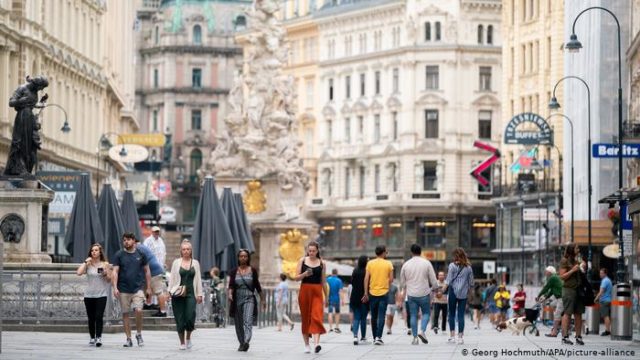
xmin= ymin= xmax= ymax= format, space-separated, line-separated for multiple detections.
xmin=549 ymin=75 xmax=593 ymax=281
xmin=41 ymin=103 xmax=71 ymax=133
xmin=546 ymin=114 xmax=574 ymax=245
xmin=96 ymin=132 xmax=127 ymax=201
xmin=517 ymin=197 xmax=526 ymax=285
xmin=568 ymin=6 xmax=625 ymax=283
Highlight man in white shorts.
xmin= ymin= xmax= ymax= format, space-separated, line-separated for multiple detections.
xmin=385 ymin=282 xmax=400 ymax=335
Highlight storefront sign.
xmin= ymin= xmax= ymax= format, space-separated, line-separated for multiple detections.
xmin=592 ymin=143 xmax=640 ymax=158
xmin=37 ymin=171 xmax=83 ymax=214
xmin=504 ymin=112 xmax=553 ymax=145
xmin=118 ymin=133 xmax=166 ymax=147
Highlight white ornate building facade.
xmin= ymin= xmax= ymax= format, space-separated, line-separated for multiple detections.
xmin=307 ymin=0 xmax=502 ymax=271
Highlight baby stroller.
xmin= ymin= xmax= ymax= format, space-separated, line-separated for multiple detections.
xmin=522 ymin=302 xmax=542 ymax=336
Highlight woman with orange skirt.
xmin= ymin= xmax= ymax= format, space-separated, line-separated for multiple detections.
xmin=295 ymin=241 xmax=327 ymax=354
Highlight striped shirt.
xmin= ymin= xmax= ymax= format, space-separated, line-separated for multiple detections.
xmin=445 ymin=262 xmax=474 ymax=299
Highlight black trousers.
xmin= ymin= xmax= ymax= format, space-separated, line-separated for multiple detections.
xmin=432 ymin=302 xmax=448 ymax=331
xmin=84 ymin=297 xmax=107 ymax=338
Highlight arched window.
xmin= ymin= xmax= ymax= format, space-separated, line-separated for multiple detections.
xmin=234 ymin=15 xmax=246 ymax=31
xmin=154 ymin=26 xmax=159 ymax=45
xmin=477 ymin=25 xmax=484 ymax=44
xmin=190 ymin=148 xmax=203 ymax=180
xmin=425 ymin=22 xmax=431 ymax=41
xmin=193 ymin=25 xmax=202 ymax=45
xmin=487 ymin=25 xmax=494 ymax=45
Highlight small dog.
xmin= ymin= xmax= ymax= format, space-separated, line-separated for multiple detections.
xmin=496 ymin=317 xmax=532 ymax=335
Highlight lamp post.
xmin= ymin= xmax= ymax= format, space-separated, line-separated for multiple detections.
xmin=546 ymin=114 xmax=574 ymax=245
xmin=566 ymin=6 xmax=625 ymax=283
xmin=518 ymin=196 xmax=526 ymax=285
xmin=549 ymin=75 xmax=593 ymax=281
xmin=548 ymin=143 xmax=563 ymax=264
xmin=41 ymin=103 xmax=71 ymax=133
xmin=96 ymin=132 xmax=127 ymax=201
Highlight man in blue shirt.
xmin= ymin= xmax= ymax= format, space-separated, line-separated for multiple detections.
xmin=594 ymin=268 xmax=613 ymax=336
xmin=326 ymin=269 xmax=344 ymax=333
xmin=136 ymin=238 xmax=168 ymax=317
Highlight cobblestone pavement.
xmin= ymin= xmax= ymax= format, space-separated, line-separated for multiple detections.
xmin=1 ymin=318 xmax=638 ymax=359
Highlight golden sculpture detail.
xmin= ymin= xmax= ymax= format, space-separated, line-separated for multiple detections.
xmin=279 ymin=228 xmax=307 ymax=279
xmin=243 ymin=180 xmax=267 ymax=214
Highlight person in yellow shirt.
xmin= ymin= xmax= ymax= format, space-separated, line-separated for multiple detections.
xmin=494 ymin=284 xmax=511 ymax=323
xmin=363 ymin=245 xmax=394 ymax=345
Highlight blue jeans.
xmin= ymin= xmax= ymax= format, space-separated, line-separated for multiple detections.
xmin=407 ymin=295 xmax=431 ymax=337
xmin=351 ymin=302 xmax=368 ymax=338
xmin=448 ymin=292 xmax=467 ymax=334
xmin=369 ymin=294 xmax=388 ymax=339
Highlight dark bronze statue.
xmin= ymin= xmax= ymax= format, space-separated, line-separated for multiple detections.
xmin=4 ymin=75 xmax=49 ymax=178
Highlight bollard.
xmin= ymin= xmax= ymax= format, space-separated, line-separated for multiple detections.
xmin=584 ymin=303 xmax=600 ymax=335
xmin=543 ymin=303 xmax=554 ymax=323
xmin=610 ymin=283 xmax=632 ymax=341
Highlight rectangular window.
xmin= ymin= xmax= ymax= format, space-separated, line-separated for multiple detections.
xmin=359 ymin=166 xmax=365 ymax=199
xmin=425 ymin=22 xmax=431 ymax=41
xmin=392 ymin=68 xmax=399 ymax=93
xmin=479 ymin=66 xmax=492 ymax=91
xmin=374 ymin=71 xmax=381 ymax=95
xmin=192 ymin=68 xmax=202 ymax=88
xmin=191 ymin=109 xmax=202 ymax=130
xmin=478 ymin=110 xmax=492 ymax=139
xmin=327 ymin=120 xmax=332 ymax=144
xmin=392 ymin=111 xmax=398 ymax=140
xmin=345 ymin=75 xmax=351 ymax=99
xmin=359 ymin=73 xmax=365 ymax=97
xmin=306 ymin=80 xmax=313 ymax=108
xmin=357 ymin=116 xmax=364 ymax=141
xmin=345 ymin=167 xmax=351 ymax=199
xmin=425 ymin=65 xmax=439 ymax=90
xmin=345 ymin=117 xmax=351 ymax=143
xmin=374 ymin=114 xmax=380 ymax=143
xmin=435 ymin=21 xmax=441 ymax=40
xmin=374 ymin=164 xmax=380 ymax=193
xmin=423 ymin=161 xmax=437 ymax=191
xmin=152 ymin=110 xmax=158 ymax=131
xmin=425 ymin=110 xmax=439 ymax=138
xmin=328 ymin=78 xmax=334 ymax=101
xmin=153 ymin=68 xmax=159 ymax=88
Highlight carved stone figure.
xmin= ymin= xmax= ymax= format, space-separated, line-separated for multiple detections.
xmin=278 ymin=228 xmax=307 ymax=279
xmin=4 ymin=75 xmax=49 ymax=178
xmin=0 ymin=214 xmax=25 ymax=243
xmin=204 ymin=0 xmax=309 ymax=191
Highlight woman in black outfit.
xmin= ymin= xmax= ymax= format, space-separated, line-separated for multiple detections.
xmin=349 ymin=255 xmax=369 ymax=345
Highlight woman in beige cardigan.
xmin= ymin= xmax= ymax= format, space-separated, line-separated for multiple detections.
xmin=168 ymin=240 xmax=203 ymax=350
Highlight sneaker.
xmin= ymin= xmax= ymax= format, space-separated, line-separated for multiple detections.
xmin=412 ymin=337 xmax=419 ymax=345
xmin=600 ymin=331 xmax=611 ymax=336
xmin=378 ymin=338 xmax=384 ymax=345
xmin=433 ymin=327 xmax=439 ymax=334
xmin=447 ymin=337 xmax=456 ymax=344
xmin=89 ymin=338 xmax=96 ymax=346
xmin=135 ymin=333 xmax=144 ymax=347
xmin=474 ymin=326 xmax=478 ymax=330
xmin=561 ymin=337 xmax=573 ymax=345
xmin=123 ymin=338 xmax=133 ymax=348
xmin=329 ymin=328 xmax=334 ymax=332
xmin=575 ymin=336 xmax=584 ymax=346
xmin=359 ymin=337 xmax=367 ymax=344
xmin=186 ymin=340 xmax=193 ymax=349
xmin=179 ymin=344 xmax=186 ymax=350
xmin=374 ymin=338 xmax=382 ymax=345
xmin=353 ymin=336 xmax=359 ymax=345
xmin=151 ymin=311 xmax=167 ymax=317
xmin=418 ymin=333 xmax=428 ymax=344
xmin=304 ymin=345 xmax=311 ymax=353
xmin=407 ymin=329 xmax=412 ymax=335
xmin=334 ymin=328 xmax=341 ymax=334
xmin=95 ymin=338 xmax=102 ymax=347
xmin=387 ymin=329 xmax=392 ymax=335
xmin=456 ymin=336 xmax=464 ymax=345
xmin=314 ymin=345 xmax=321 ymax=353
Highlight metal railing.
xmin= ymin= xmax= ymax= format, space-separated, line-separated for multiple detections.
xmin=0 ymin=270 xmax=302 ymax=329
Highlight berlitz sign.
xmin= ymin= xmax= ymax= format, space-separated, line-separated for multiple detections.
xmin=504 ymin=112 xmax=553 ymax=145
xmin=592 ymin=143 xmax=640 ymax=158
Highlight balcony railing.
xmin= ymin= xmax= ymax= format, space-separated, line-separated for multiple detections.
xmin=623 ymin=121 xmax=640 ymax=139
xmin=493 ymin=178 xmax=557 ymax=197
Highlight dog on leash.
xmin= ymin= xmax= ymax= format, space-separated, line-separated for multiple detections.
xmin=496 ymin=316 xmax=532 ymax=335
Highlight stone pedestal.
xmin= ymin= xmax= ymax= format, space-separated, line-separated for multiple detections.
xmin=215 ymin=177 xmax=317 ymax=286
xmin=0 ymin=180 xmax=54 ymax=263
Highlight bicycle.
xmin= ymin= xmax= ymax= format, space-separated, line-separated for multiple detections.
xmin=522 ymin=301 xmax=543 ymax=336
xmin=210 ymin=288 xmax=226 ymax=328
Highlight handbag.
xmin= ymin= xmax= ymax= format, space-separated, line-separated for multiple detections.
xmin=171 ymin=285 xmax=187 ymax=298
xmin=445 ymin=266 xmax=463 ymax=296
xmin=577 ymin=271 xmax=595 ymax=306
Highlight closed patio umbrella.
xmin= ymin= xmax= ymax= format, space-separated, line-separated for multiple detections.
xmin=120 ymin=189 xmax=142 ymax=242
xmin=98 ymin=183 xmax=125 ymax=262
xmin=233 ymin=193 xmax=255 ymax=253
xmin=64 ymin=173 xmax=104 ymax=262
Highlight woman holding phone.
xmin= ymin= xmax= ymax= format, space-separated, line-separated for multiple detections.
xmin=294 ymin=241 xmax=327 ymax=354
xmin=76 ymin=243 xmax=111 ymax=347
